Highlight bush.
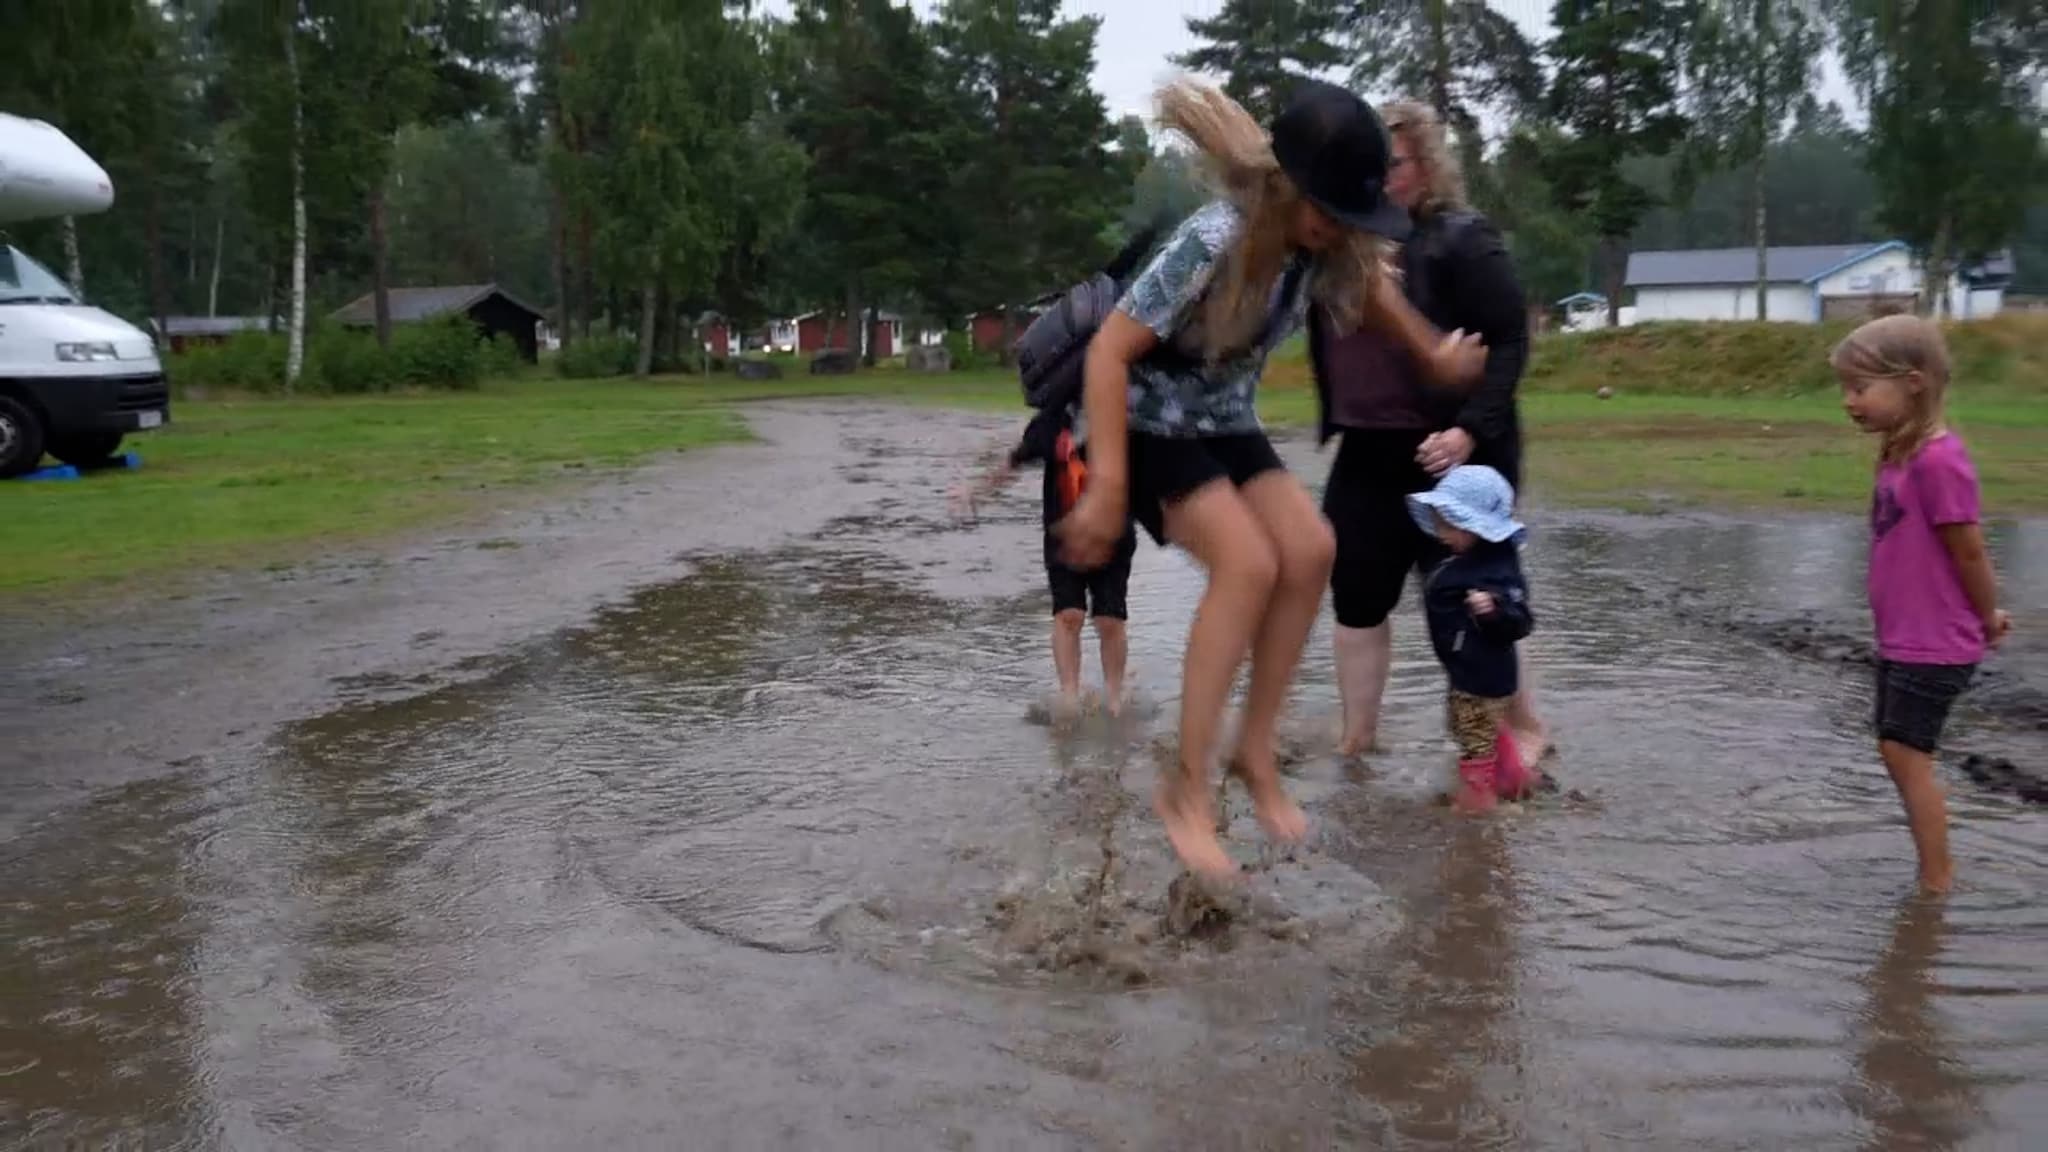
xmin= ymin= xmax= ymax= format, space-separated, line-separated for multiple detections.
xmin=310 ymin=328 xmax=388 ymax=394
xmin=169 ymin=330 xmax=289 ymax=395
xmin=556 ymin=332 xmax=637 ymax=379
xmin=170 ymin=316 xmax=497 ymax=395
xmin=389 ymin=314 xmax=485 ymax=390
xmin=480 ymin=332 xmax=525 ymax=379
xmin=939 ymin=329 xmax=1004 ymax=372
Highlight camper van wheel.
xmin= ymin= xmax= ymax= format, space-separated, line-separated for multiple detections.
xmin=49 ymin=431 xmax=124 ymax=468
xmin=0 ymin=395 xmax=47 ymax=479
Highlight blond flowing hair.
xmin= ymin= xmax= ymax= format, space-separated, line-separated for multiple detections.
xmin=1829 ymin=314 xmax=1953 ymax=465
xmin=1379 ymin=100 xmax=1468 ymax=216
xmin=1153 ymin=77 xmax=1389 ymax=361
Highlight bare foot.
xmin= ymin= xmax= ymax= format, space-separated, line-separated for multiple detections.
xmin=1917 ymin=869 xmax=1954 ymax=895
xmin=1155 ymin=776 xmax=1236 ymax=879
xmin=1105 ymin=684 xmax=1127 ymax=717
xmin=1233 ymin=754 xmax=1308 ymax=845
xmin=1051 ymin=691 xmax=1083 ymax=727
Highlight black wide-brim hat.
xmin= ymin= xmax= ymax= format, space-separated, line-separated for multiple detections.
xmin=1271 ymin=79 xmax=1412 ymax=242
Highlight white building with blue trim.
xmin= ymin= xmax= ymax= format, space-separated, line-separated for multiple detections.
xmin=1623 ymin=242 xmax=2013 ymax=323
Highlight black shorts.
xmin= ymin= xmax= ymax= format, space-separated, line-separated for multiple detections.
xmin=1045 ymin=527 xmax=1135 ymax=619
xmin=1322 ymin=428 xmax=1447 ymax=629
xmin=1874 ymin=660 xmax=1976 ymax=754
xmin=1127 ymin=430 xmax=1287 ymax=546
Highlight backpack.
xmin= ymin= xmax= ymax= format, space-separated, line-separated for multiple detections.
xmin=1014 ymin=224 xmax=1162 ymax=412
xmin=1014 ymin=225 xmax=1309 ymax=418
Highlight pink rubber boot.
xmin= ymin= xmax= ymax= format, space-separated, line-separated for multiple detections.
xmin=1455 ymin=757 xmax=1498 ymax=813
xmin=1492 ymin=724 xmax=1537 ymax=800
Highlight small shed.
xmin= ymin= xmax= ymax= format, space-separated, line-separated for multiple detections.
xmin=152 ymin=315 xmax=272 ymax=353
xmin=696 ymin=312 xmax=732 ymax=359
xmin=330 ymin=283 xmax=547 ymax=362
xmin=967 ymin=294 xmax=1058 ymax=354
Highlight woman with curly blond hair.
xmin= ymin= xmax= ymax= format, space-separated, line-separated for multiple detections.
xmin=1058 ymin=78 xmax=1483 ymax=878
xmin=1315 ymin=99 xmax=1548 ymax=775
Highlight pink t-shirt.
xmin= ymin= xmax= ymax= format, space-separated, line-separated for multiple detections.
xmin=1868 ymin=433 xmax=1984 ymax=665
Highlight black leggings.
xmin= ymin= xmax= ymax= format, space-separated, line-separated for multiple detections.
xmin=1323 ymin=429 xmax=1446 ymax=629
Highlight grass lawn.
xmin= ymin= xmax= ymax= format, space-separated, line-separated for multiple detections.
xmin=1260 ymin=385 xmax=2048 ymax=513
xmin=3 ymin=324 xmax=2042 ymax=596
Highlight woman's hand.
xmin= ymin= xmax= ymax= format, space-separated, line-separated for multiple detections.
xmin=1425 ymin=328 xmax=1486 ymax=386
xmin=1417 ymin=428 xmax=1475 ymax=477
xmin=1055 ymin=485 xmax=1126 ymax=571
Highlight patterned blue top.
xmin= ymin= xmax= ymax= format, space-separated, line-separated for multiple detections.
xmin=1117 ymin=200 xmax=1311 ymax=437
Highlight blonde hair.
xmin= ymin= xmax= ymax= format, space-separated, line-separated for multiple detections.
xmin=1829 ymin=314 xmax=1953 ymax=465
xmin=1153 ymin=77 xmax=1389 ymax=361
xmin=1380 ymin=100 xmax=1467 ymax=216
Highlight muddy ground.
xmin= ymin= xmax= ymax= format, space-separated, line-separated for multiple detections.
xmin=3 ymin=402 xmax=2045 ymax=1149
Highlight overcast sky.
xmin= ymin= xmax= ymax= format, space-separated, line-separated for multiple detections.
xmin=762 ymin=0 xmax=1860 ymax=127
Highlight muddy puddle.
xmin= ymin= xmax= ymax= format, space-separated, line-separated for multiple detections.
xmin=3 ymin=404 xmax=2045 ymax=1149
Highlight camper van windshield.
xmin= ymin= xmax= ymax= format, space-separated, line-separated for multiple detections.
xmin=0 ymin=244 xmax=78 ymax=304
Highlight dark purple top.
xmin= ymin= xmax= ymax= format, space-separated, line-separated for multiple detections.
xmin=1323 ymin=324 xmax=1429 ymax=431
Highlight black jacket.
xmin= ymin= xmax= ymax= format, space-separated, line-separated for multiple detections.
xmin=1008 ymin=404 xmax=1070 ymax=532
xmin=1310 ymin=208 xmax=1528 ymax=487
xmin=1421 ymin=541 xmax=1533 ymax=698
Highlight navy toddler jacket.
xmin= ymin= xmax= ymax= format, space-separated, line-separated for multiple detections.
xmin=1422 ymin=540 xmax=1534 ymax=698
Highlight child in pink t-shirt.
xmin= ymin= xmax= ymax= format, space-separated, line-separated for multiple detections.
xmin=1833 ymin=315 xmax=2012 ymax=894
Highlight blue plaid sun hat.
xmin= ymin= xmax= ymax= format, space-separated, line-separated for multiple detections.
xmin=1406 ymin=464 xmax=1525 ymax=544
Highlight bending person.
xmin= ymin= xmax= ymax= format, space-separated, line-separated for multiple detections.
xmin=1058 ymin=78 xmax=1479 ymax=878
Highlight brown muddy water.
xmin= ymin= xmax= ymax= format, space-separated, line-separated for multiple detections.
xmin=2 ymin=404 xmax=2045 ymax=1150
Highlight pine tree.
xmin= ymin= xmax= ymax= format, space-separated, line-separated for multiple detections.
xmin=1174 ymin=0 xmax=1343 ymax=125
xmin=1681 ymin=0 xmax=1823 ymax=318
xmin=934 ymin=0 xmax=1119 ymax=358
xmin=1337 ymin=0 xmax=1544 ymax=206
xmin=1834 ymin=0 xmax=2046 ymax=315
xmin=1542 ymin=0 xmax=1692 ymax=326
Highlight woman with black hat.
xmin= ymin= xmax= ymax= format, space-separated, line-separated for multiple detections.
xmin=1056 ymin=77 xmax=1483 ymax=879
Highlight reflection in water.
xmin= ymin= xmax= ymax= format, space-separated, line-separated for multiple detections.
xmin=0 ymin=777 xmax=206 ymax=1145
xmin=1345 ymin=820 xmax=1523 ymax=1147
xmin=1850 ymin=899 xmax=1981 ymax=1150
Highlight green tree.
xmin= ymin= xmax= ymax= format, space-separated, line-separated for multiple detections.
xmin=1338 ymin=0 xmax=1544 ymax=208
xmin=1680 ymin=0 xmax=1824 ymax=317
xmin=1488 ymin=122 xmax=1599 ymax=311
xmin=1174 ymin=0 xmax=1343 ymax=125
xmin=1834 ymin=0 xmax=2046 ymax=314
xmin=782 ymin=0 xmax=949 ymax=362
xmin=933 ymin=0 xmax=1120 ymax=360
xmin=561 ymin=0 xmax=752 ymax=375
xmin=1542 ymin=0 xmax=1692 ymax=325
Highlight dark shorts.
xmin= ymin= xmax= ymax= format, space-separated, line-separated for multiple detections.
xmin=1046 ymin=530 xmax=1135 ymax=619
xmin=1874 ymin=660 xmax=1976 ymax=754
xmin=1127 ymin=430 xmax=1287 ymax=546
xmin=1322 ymin=428 xmax=1447 ymax=628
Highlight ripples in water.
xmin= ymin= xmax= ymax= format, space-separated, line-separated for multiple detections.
xmin=4 ymin=453 xmax=2047 ymax=1147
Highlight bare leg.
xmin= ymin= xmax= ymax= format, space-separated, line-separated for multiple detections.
xmin=1880 ymin=739 xmax=1954 ymax=894
xmin=1094 ymin=616 xmax=1128 ymax=714
xmin=1158 ymin=479 xmax=1278 ymax=878
xmin=1052 ymin=608 xmax=1085 ymax=708
xmin=1228 ymin=470 xmax=1334 ymax=844
xmin=1335 ymin=621 xmax=1393 ymax=757
xmin=1505 ymin=641 xmax=1550 ymax=764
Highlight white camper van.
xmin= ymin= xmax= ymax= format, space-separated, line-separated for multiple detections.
xmin=0 ymin=112 xmax=169 ymax=477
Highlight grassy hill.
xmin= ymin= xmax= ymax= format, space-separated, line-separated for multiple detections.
xmin=1263 ymin=312 xmax=2048 ymax=399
